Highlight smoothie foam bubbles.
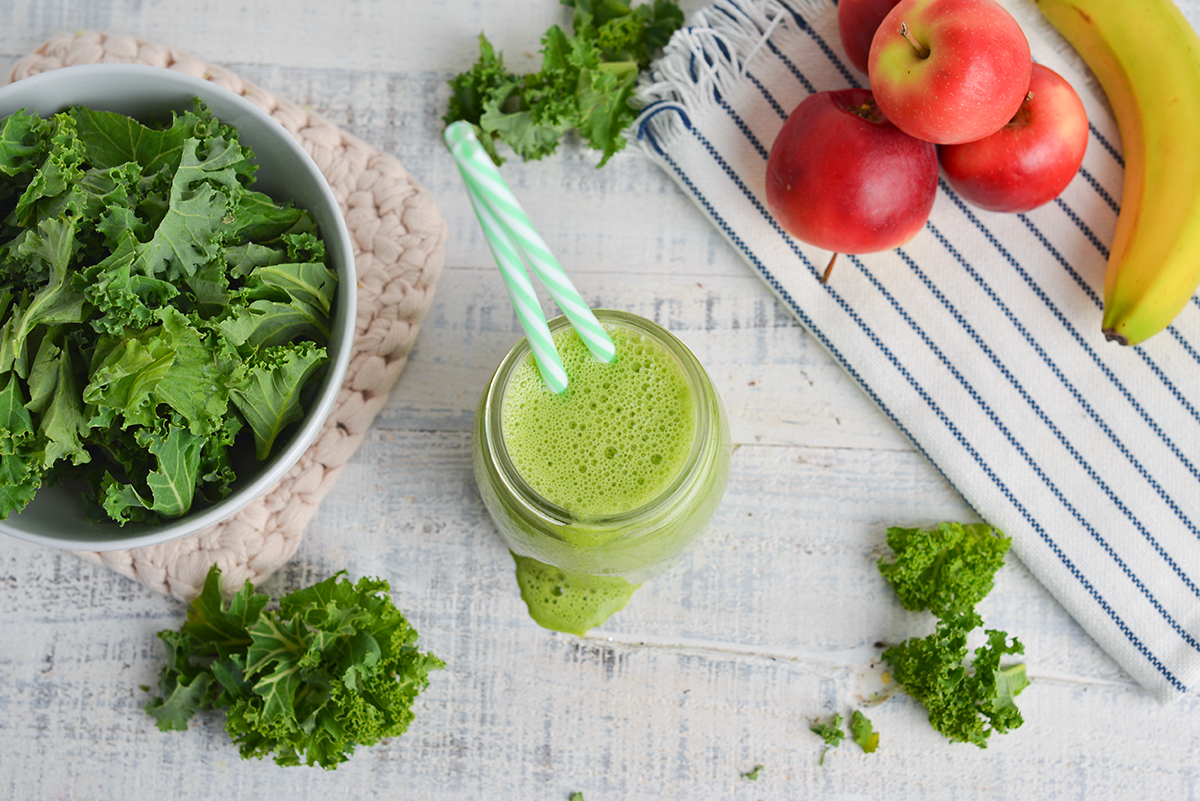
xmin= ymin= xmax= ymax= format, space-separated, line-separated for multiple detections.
xmin=500 ymin=323 xmax=697 ymax=517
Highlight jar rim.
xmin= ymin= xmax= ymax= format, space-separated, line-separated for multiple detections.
xmin=483 ymin=309 xmax=713 ymax=528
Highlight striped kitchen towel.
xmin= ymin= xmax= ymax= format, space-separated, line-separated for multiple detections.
xmin=630 ymin=0 xmax=1200 ymax=702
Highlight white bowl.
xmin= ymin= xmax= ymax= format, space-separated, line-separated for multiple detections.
xmin=0 ymin=64 xmax=356 ymax=551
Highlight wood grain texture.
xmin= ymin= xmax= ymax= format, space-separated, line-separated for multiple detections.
xmin=3 ymin=1 xmax=1200 ymax=798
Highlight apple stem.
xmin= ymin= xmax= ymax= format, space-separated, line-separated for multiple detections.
xmin=899 ymin=23 xmax=930 ymax=59
xmin=821 ymin=253 xmax=838 ymax=283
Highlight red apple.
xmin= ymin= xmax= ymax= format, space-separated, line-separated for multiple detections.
xmin=938 ymin=64 xmax=1088 ymax=213
xmin=765 ymin=88 xmax=938 ymax=278
xmin=838 ymin=0 xmax=903 ymax=74
xmin=867 ymin=0 xmax=1032 ymax=145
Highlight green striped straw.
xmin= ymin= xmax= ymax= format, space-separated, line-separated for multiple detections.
xmin=444 ymin=122 xmax=617 ymax=367
xmin=459 ymin=169 xmax=569 ymax=393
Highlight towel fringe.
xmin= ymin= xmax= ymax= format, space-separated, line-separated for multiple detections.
xmin=631 ymin=0 xmax=834 ymax=157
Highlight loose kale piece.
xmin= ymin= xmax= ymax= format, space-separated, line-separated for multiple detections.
xmin=883 ymin=611 xmax=1028 ymax=748
xmin=878 ymin=521 xmax=1011 ymax=617
xmin=444 ymin=0 xmax=684 ymax=166
xmin=147 ymin=564 xmax=444 ymax=769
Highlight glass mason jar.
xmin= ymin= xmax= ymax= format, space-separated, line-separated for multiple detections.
xmin=472 ymin=310 xmax=732 ymax=585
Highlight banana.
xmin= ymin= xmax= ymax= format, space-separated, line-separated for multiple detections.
xmin=1033 ymin=0 xmax=1200 ymax=346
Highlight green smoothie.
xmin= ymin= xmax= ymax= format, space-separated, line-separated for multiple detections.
xmin=473 ymin=311 xmax=731 ymax=636
xmin=500 ymin=323 xmax=697 ymax=518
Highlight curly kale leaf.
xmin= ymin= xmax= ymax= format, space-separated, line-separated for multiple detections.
xmin=883 ymin=611 xmax=1028 ymax=748
xmin=0 ymin=109 xmax=49 ymax=177
xmin=0 ymin=372 xmax=43 ymax=516
xmin=25 ymin=332 xmax=90 ymax=471
xmin=878 ymin=521 xmax=1011 ymax=617
xmin=568 ymin=0 xmax=685 ymax=68
xmin=218 ymin=236 xmax=336 ymax=351
xmin=70 ymin=105 xmax=192 ymax=175
xmin=82 ymin=301 xmax=241 ymax=444
xmin=147 ymin=565 xmax=444 ymax=770
xmin=131 ymin=134 xmax=249 ymax=280
xmin=100 ymin=414 xmax=209 ymax=522
xmin=228 ymin=342 xmax=328 ymax=460
xmin=0 ymin=215 xmax=86 ymax=378
xmin=11 ymin=112 xmax=85 ymax=228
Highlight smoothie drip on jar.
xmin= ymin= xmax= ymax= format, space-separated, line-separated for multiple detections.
xmin=511 ymin=553 xmax=639 ymax=636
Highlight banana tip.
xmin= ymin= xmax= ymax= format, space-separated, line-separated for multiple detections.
xmin=1102 ymin=328 xmax=1130 ymax=346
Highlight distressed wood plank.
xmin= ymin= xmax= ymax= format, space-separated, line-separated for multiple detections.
xmin=2 ymin=0 xmax=1200 ymax=798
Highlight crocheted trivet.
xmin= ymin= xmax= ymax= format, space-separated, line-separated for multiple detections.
xmin=7 ymin=32 xmax=446 ymax=602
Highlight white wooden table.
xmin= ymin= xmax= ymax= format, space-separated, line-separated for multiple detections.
xmin=3 ymin=1 xmax=1199 ymax=798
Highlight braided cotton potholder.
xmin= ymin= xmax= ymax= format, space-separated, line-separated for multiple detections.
xmin=6 ymin=32 xmax=447 ymax=602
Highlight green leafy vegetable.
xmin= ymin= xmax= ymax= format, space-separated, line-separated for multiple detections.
xmin=146 ymin=564 xmax=444 ymax=769
xmin=877 ymin=521 xmax=1028 ymax=748
xmin=877 ymin=522 xmax=1011 ymax=617
xmin=850 ymin=710 xmax=878 ymax=753
xmin=229 ymin=342 xmax=329 ymax=460
xmin=444 ymin=0 xmax=684 ymax=166
xmin=0 ymin=101 xmax=338 ymax=523
xmin=810 ymin=713 xmax=845 ymax=765
xmin=883 ymin=612 xmax=1027 ymax=748
xmin=740 ymin=764 xmax=763 ymax=780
